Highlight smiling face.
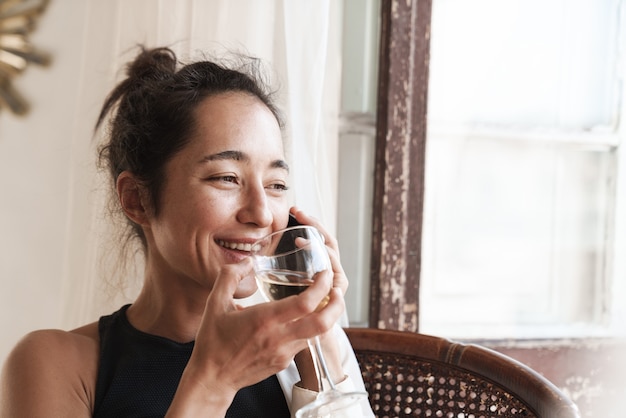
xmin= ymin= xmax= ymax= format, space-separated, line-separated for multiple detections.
xmin=142 ymin=92 xmax=291 ymax=297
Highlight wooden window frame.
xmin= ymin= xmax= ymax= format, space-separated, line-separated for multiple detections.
xmin=369 ymin=0 xmax=433 ymax=331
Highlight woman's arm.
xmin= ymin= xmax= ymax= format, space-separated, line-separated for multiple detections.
xmin=0 ymin=329 xmax=96 ymax=418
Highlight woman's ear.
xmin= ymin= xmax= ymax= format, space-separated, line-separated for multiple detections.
xmin=116 ymin=171 xmax=151 ymax=226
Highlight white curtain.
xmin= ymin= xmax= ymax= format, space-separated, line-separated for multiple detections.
xmin=60 ymin=0 xmax=343 ymax=327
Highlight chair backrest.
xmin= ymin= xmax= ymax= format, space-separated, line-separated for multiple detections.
xmin=344 ymin=328 xmax=580 ymax=418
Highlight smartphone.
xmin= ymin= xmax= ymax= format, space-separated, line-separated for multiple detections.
xmin=288 ymin=214 xmax=301 ymax=227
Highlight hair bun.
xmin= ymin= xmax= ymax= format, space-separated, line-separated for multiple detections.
xmin=125 ymin=46 xmax=177 ymax=82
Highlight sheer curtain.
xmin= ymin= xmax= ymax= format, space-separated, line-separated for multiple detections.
xmin=61 ymin=0 xmax=343 ymax=327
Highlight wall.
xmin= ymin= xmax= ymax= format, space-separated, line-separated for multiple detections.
xmin=492 ymin=339 xmax=626 ymax=418
xmin=0 ymin=0 xmax=102 ymax=366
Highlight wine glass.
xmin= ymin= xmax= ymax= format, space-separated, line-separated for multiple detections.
xmin=251 ymin=225 xmax=368 ymax=417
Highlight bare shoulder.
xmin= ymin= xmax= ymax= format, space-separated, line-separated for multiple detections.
xmin=0 ymin=323 xmax=100 ymax=418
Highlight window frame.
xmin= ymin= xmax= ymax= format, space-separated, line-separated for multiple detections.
xmin=358 ymin=0 xmax=625 ymax=340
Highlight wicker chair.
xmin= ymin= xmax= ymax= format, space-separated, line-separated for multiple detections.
xmin=344 ymin=328 xmax=580 ymax=418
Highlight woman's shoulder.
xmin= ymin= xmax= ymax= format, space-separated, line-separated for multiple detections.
xmin=0 ymin=323 xmax=100 ymax=417
xmin=9 ymin=322 xmax=100 ymax=364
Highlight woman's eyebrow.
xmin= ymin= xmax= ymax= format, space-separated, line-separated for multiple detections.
xmin=198 ymin=150 xmax=289 ymax=173
xmin=199 ymin=150 xmax=246 ymax=163
xmin=272 ymin=159 xmax=290 ymax=172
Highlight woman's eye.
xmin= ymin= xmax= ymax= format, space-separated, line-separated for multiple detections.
xmin=208 ymin=175 xmax=238 ymax=184
xmin=267 ymin=183 xmax=289 ymax=191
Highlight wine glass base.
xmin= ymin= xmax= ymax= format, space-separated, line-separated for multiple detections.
xmin=295 ymin=390 xmax=368 ymax=418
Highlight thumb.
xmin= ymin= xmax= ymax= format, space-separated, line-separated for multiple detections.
xmin=208 ymin=258 xmax=255 ymax=312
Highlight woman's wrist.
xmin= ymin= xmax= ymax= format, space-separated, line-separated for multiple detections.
xmin=165 ymin=367 xmax=236 ymax=418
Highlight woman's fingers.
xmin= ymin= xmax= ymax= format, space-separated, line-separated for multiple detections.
xmin=206 ymin=258 xmax=255 ymax=313
xmin=325 ymin=245 xmax=348 ymax=294
xmin=289 ymin=207 xmax=349 ymax=295
xmin=289 ymin=207 xmax=336 ymax=249
xmin=257 ymin=268 xmax=333 ymax=321
xmin=245 ymin=269 xmax=343 ymax=341
xmin=284 ymin=286 xmax=345 ymax=341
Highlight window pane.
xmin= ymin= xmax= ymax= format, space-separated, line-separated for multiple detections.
xmin=427 ymin=0 xmax=620 ymax=130
xmin=420 ymin=136 xmax=615 ymax=338
xmin=420 ymin=0 xmax=621 ymax=338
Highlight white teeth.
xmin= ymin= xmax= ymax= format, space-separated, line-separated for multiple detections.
xmin=218 ymin=240 xmax=254 ymax=252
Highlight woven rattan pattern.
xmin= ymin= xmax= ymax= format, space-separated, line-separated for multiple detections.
xmin=355 ymin=350 xmax=534 ymax=418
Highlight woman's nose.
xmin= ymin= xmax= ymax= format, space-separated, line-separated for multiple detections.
xmin=236 ymin=184 xmax=273 ymax=226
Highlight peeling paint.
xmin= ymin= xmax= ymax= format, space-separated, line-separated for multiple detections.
xmin=370 ymin=0 xmax=431 ymax=332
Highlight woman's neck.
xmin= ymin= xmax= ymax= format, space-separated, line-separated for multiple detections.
xmin=126 ymin=267 xmax=210 ymax=343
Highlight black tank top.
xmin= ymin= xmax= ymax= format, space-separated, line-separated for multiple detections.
xmin=93 ymin=304 xmax=291 ymax=418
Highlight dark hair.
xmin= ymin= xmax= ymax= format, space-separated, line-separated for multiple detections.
xmin=96 ymin=45 xmax=283 ymax=248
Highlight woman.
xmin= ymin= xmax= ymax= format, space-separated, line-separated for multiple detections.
xmin=0 ymin=46 xmax=373 ymax=417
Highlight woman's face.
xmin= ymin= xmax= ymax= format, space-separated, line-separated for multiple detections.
xmin=145 ymin=92 xmax=290 ymax=297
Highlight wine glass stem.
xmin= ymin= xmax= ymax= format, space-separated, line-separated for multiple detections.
xmin=307 ymin=335 xmax=337 ymax=392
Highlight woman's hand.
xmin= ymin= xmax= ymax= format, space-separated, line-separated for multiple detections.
xmin=166 ymin=256 xmax=344 ymax=416
xmin=288 ymin=207 xmax=349 ymax=391
xmin=288 ymin=207 xmax=349 ymax=296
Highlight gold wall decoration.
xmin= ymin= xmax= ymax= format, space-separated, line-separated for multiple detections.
xmin=0 ymin=0 xmax=50 ymax=116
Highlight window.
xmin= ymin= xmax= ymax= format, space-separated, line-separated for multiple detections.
xmin=338 ymin=0 xmax=626 ymax=340
xmin=420 ymin=0 xmax=625 ymax=339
